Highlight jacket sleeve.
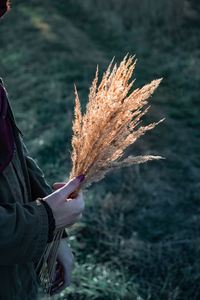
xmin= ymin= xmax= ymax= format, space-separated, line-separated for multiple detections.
xmin=22 ymin=141 xmax=53 ymax=200
xmin=0 ymin=200 xmax=49 ymax=266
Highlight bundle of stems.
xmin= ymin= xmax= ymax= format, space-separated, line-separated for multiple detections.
xmin=37 ymin=55 xmax=164 ymax=293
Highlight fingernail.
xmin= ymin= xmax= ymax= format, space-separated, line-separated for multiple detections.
xmin=76 ymin=174 xmax=85 ymax=183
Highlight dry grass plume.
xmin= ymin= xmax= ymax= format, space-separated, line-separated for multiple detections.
xmin=70 ymin=55 xmax=164 ymax=188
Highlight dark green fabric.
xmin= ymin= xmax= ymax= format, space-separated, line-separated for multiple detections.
xmin=0 ymin=101 xmax=53 ymax=299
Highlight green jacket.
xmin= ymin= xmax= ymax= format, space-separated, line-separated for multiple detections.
xmin=0 ymin=85 xmax=52 ymax=299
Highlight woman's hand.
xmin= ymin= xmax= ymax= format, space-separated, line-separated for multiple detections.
xmin=43 ymin=175 xmax=85 ymax=229
xmin=50 ymin=240 xmax=74 ymax=296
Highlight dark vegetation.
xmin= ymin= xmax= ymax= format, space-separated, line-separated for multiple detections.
xmin=0 ymin=0 xmax=200 ymax=299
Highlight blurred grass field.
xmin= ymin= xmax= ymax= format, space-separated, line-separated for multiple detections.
xmin=1 ymin=0 xmax=200 ymax=299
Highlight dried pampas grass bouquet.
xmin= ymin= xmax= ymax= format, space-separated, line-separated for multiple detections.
xmin=37 ymin=54 xmax=164 ymax=293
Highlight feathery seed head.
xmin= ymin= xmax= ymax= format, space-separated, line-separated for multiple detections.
xmin=69 ymin=55 xmax=163 ymax=188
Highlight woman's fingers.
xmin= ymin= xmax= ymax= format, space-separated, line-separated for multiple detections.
xmin=51 ymin=276 xmax=64 ymax=289
xmin=50 ymin=281 xmax=64 ymax=296
xmin=50 ymin=262 xmax=64 ymax=295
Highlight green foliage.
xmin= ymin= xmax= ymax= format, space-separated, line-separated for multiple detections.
xmin=62 ymin=261 xmax=138 ymax=300
xmin=1 ymin=0 xmax=200 ymax=299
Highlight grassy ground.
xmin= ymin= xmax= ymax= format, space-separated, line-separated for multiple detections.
xmin=1 ymin=0 xmax=200 ymax=299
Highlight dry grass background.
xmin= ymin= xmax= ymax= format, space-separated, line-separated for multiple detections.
xmin=0 ymin=0 xmax=200 ymax=299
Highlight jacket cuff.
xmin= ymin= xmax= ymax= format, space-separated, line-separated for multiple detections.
xmin=39 ymin=199 xmax=56 ymax=243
